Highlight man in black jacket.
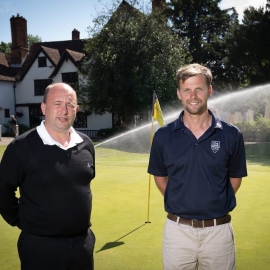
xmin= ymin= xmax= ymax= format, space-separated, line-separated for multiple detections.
xmin=0 ymin=83 xmax=96 ymax=270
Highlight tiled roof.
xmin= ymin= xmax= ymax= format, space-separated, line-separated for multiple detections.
xmin=0 ymin=52 xmax=9 ymax=67
xmin=49 ymin=49 xmax=84 ymax=78
xmin=0 ymin=40 xmax=86 ymax=82
xmin=19 ymin=39 xmax=86 ymax=80
xmin=66 ymin=49 xmax=84 ymax=62
xmin=0 ymin=52 xmax=21 ymax=82
xmin=41 ymin=46 xmax=61 ymax=65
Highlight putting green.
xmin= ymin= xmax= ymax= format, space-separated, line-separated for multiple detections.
xmin=0 ymin=144 xmax=269 ymax=270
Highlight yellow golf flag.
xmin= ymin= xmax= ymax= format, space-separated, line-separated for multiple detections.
xmin=152 ymin=92 xmax=165 ymax=127
xmin=146 ymin=93 xmax=165 ymax=223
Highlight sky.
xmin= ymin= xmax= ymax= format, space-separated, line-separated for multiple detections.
xmin=0 ymin=0 xmax=267 ymax=44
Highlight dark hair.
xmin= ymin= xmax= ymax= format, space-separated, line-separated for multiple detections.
xmin=176 ymin=63 xmax=212 ymax=88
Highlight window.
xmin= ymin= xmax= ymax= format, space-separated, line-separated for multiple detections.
xmin=34 ymin=79 xmax=52 ymax=96
xmin=74 ymin=112 xmax=87 ymax=128
xmin=4 ymin=109 xmax=10 ymax=118
xmin=62 ymin=72 xmax=78 ymax=87
xmin=38 ymin=57 xmax=47 ymax=67
xmin=29 ymin=106 xmax=44 ymax=128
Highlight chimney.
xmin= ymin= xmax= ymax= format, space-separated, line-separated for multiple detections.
xmin=152 ymin=0 xmax=166 ymax=11
xmin=72 ymin=29 xmax=80 ymax=40
xmin=10 ymin=14 xmax=28 ymax=66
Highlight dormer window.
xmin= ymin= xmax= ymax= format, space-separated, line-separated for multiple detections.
xmin=38 ymin=57 xmax=47 ymax=67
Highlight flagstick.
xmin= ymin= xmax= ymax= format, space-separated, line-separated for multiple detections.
xmin=145 ymin=118 xmax=155 ymax=224
xmin=145 ymin=174 xmax=152 ymax=223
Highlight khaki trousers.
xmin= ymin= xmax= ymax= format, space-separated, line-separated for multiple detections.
xmin=162 ymin=218 xmax=235 ymax=270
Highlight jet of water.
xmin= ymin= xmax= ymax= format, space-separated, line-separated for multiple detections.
xmin=94 ymin=84 xmax=270 ymax=153
xmin=94 ymin=110 xmax=181 ymax=152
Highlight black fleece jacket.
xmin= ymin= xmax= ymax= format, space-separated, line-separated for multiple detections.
xmin=0 ymin=129 xmax=95 ymax=237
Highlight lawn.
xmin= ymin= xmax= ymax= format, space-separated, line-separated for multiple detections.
xmin=0 ymin=143 xmax=269 ymax=269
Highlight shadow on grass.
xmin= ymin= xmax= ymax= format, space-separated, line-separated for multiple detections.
xmin=96 ymin=223 xmax=147 ymax=253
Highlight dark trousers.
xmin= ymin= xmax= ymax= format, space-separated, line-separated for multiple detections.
xmin=17 ymin=229 xmax=95 ymax=270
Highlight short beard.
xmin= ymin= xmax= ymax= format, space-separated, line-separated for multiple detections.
xmin=185 ymin=105 xmax=206 ymax=115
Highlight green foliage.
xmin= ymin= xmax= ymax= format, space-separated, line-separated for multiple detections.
xmin=3 ymin=121 xmax=15 ymax=137
xmin=215 ymin=86 xmax=270 ymax=116
xmin=28 ymin=34 xmax=42 ymax=47
xmin=0 ymin=41 xmax=11 ymax=53
xmin=80 ymin=0 xmax=189 ymax=123
xmin=236 ymin=116 xmax=270 ymax=142
xmin=2 ymin=121 xmax=31 ymax=137
xmin=225 ymin=2 xmax=270 ymax=87
xmin=236 ymin=121 xmax=256 ymax=141
xmin=166 ymin=0 xmax=239 ymax=91
xmin=255 ymin=116 xmax=270 ymax=141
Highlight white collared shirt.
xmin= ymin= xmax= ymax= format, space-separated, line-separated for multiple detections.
xmin=36 ymin=120 xmax=83 ymax=150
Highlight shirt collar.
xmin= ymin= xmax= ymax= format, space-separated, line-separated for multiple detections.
xmin=172 ymin=109 xmax=223 ymax=131
xmin=36 ymin=120 xmax=83 ymax=150
xmin=212 ymin=111 xmax=223 ymax=130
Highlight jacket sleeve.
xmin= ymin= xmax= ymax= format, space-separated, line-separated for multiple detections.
xmin=0 ymin=143 xmax=21 ymax=228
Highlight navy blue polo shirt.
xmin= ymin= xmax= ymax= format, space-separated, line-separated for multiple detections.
xmin=148 ymin=110 xmax=247 ymax=219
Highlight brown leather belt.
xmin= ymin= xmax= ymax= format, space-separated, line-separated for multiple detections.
xmin=167 ymin=213 xmax=231 ymax=228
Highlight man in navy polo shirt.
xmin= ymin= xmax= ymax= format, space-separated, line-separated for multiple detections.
xmin=148 ymin=63 xmax=247 ymax=270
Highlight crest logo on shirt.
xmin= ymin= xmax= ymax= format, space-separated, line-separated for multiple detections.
xmin=211 ymin=141 xmax=220 ymax=153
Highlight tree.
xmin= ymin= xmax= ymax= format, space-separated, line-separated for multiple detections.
xmin=166 ymin=0 xmax=239 ymax=91
xmin=0 ymin=42 xmax=11 ymax=53
xmin=225 ymin=1 xmax=270 ymax=87
xmin=28 ymin=34 xmax=42 ymax=47
xmin=80 ymin=0 xmax=189 ymax=124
